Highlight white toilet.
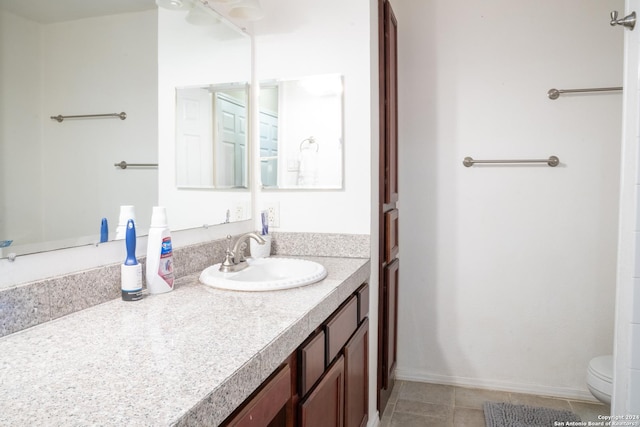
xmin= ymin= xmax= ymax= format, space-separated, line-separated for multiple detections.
xmin=587 ymin=355 xmax=613 ymax=404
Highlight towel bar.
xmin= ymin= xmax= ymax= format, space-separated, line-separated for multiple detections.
xmin=114 ymin=161 xmax=158 ymax=169
xmin=463 ymin=156 xmax=559 ymax=167
xmin=50 ymin=112 xmax=127 ymax=122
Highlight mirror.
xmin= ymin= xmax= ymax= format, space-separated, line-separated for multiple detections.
xmin=175 ymin=83 xmax=248 ymax=190
xmin=259 ymin=74 xmax=344 ymax=190
xmin=158 ymin=4 xmax=251 ymax=231
xmin=0 ymin=0 xmax=252 ymax=258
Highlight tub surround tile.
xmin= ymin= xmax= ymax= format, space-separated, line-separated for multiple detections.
xmin=633 ymin=324 xmax=640 ymax=369
xmin=633 ymin=278 xmax=640 ymax=324
xmin=0 ymin=257 xmax=370 ymax=426
xmin=630 ymin=369 xmax=640 ymax=413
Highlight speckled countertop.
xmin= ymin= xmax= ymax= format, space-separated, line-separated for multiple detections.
xmin=0 ymin=256 xmax=370 ymax=427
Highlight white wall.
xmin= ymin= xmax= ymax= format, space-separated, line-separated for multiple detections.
xmin=394 ymin=0 xmax=623 ymax=399
xmin=253 ymin=0 xmax=372 ymax=235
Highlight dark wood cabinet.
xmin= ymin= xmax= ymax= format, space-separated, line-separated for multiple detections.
xmin=222 ymin=283 xmax=369 ymax=427
xmin=299 ymin=331 xmax=326 ymax=396
xmin=325 ymin=296 xmax=358 ymax=364
xmin=378 ymin=0 xmax=399 ymax=414
xmin=382 ymin=259 xmax=398 ymax=390
xmin=299 ymin=356 xmax=345 ymax=427
xmin=344 ymin=319 xmax=369 ymax=427
xmin=222 ymin=362 xmax=293 ymax=427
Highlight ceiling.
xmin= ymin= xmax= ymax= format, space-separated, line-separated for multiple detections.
xmin=0 ymin=0 xmax=157 ymax=24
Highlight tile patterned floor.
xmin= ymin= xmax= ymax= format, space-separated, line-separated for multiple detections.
xmin=380 ymin=380 xmax=610 ymax=427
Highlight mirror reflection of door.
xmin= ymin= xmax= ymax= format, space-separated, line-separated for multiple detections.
xmin=260 ymin=110 xmax=279 ymax=187
xmin=216 ymin=93 xmax=247 ymax=188
xmin=175 ymin=84 xmax=248 ymax=189
xmin=176 ymin=87 xmax=214 ymax=188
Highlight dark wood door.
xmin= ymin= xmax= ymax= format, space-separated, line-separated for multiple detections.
xmin=299 ymin=356 xmax=345 ymax=427
xmin=382 ymin=260 xmax=399 ymax=390
xmin=378 ymin=0 xmax=399 ymax=415
xmin=344 ymin=319 xmax=369 ymax=427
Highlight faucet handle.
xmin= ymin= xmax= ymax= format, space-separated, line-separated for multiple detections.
xmin=610 ymin=10 xmax=636 ymax=30
xmin=235 ymin=242 xmax=248 ymax=263
xmin=219 ymin=235 xmax=236 ymax=272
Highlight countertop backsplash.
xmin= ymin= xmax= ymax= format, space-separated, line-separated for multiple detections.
xmin=0 ymin=232 xmax=369 ymax=338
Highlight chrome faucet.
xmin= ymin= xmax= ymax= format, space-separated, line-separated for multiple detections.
xmin=219 ymin=233 xmax=266 ymax=273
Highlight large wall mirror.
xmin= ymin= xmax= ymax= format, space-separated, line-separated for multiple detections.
xmin=158 ymin=3 xmax=251 ymax=231
xmin=0 ymin=0 xmax=252 ymax=258
xmin=259 ymin=74 xmax=344 ymax=190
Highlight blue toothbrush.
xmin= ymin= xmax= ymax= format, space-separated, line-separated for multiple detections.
xmin=100 ymin=218 xmax=109 ymax=243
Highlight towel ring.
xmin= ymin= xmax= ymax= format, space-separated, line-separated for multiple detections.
xmin=299 ymin=136 xmax=319 ymax=152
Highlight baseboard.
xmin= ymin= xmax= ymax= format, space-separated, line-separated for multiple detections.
xmin=395 ymin=368 xmax=598 ymax=402
xmin=367 ymin=412 xmax=381 ymax=427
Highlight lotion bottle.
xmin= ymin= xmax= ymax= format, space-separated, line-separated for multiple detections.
xmin=145 ymin=206 xmax=174 ymax=294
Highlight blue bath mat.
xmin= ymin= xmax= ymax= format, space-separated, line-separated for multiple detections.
xmin=484 ymin=401 xmax=581 ymax=427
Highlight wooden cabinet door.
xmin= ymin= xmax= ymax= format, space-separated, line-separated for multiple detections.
xmin=382 ymin=259 xmax=399 ymax=389
xmin=344 ymin=319 xmax=369 ymax=427
xmin=299 ymin=356 xmax=345 ymax=427
xmin=378 ymin=0 xmax=399 ymax=413
xmin=382 ymin=0 xmax=398 ymax=204
xmin=223 ymin=363 xmax=292 ymax=427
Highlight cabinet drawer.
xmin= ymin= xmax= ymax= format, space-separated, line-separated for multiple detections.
xmin=357 ymin=284 xmax=369 ymax=323
xmin=299 ymin=330 xmax=325 ymax=396
xmin=325 ymin=296 xmax=358 ymax=365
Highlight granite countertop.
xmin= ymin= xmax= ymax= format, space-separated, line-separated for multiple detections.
xmin=0 ymin=256 xmax=370 ymax=427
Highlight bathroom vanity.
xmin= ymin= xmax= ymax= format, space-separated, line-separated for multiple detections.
xmin=222 ymin=283 xmax=369 ymax=427
xmin=0 ymin=256 xmax=369 ymax=426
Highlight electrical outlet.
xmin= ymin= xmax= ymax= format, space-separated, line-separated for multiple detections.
xmin=233 ymin=203 xmax=245 ymax=221
xmin=264 ymin=202 xmax=280 ymax=228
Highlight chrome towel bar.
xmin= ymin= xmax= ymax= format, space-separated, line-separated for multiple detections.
xmin=114 ymin=161 xmax=158 ymax=169
xmin=463 ymin=156 xmax=559 ymax=167
xmin=547 ymin=87 xmax=622 ymax=100
xmin=50 ymin=112 xmax=127 ymax=122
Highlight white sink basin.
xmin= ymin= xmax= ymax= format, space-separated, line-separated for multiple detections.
xmin=199 ymin=257 xmax=328 ymax=291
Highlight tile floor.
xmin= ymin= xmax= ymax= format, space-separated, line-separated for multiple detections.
xmin=380 ymin=380 xmax=610 ymax=427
